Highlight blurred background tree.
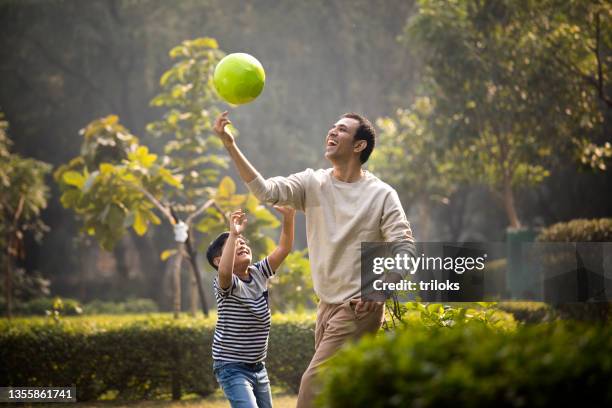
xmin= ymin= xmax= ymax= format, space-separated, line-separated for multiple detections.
xmin=0 ymin=112 xmax=51 ymax=318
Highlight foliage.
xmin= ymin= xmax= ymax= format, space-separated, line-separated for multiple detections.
xmin=496 ymin=301 xmax=555 ymax=323
xmin=268 ymin=249 xmax=317 ymax=312
xmin=83 ymin=298 xmax=159 ymax=315
xmin=194 ymin=176 xmax=279 ymax=260
xmin=404 ymin=0 xmax=611 ymax=227
xmin=0 ymin=296 xmax=81 ymax=317
xmin=0 ymin=313 xmax=315 ymax=401
xmin=0 ymin=268 xmax=50 ymax=304
xmin=0 ymin=112 xmax=52 ymax=317
xmin=147 ymin=37 xmax=229 ymax=204
xmin=54 ymin=115 xmax=181 ymax=250
xmin=372 ymin=97 xmax=458 ymax=238
xmin=317 ymin=320 xmax=612 ymax=407
xmin=536 ymin=218 xmax=612 ymax=242
xmin=384 ymin=301 xmax=517 ymax=332
xmin=0 ymin=112 xmax=52 ymax=246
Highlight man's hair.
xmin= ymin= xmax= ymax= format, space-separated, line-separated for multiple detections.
xmin=340 ymin=112 xmax=376 ymax=164
xmin=206 ymin=232 xmax=230 ymax=270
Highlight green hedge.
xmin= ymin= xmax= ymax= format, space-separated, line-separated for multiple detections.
xmin=0 ymin=313 xmax=314 ymax=401
xmin=317 ymin=321 xmax=612 ymax=407
xmin=536 ymin=218 xmax=612 ymax=242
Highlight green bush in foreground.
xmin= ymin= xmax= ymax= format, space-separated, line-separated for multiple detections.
xmin=0 ymin=313 xmax=314 ymax=401
xmin=317 ymin=320 xmax=612 ymax=408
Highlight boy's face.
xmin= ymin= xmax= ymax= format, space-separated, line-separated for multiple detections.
xmin=214 ymin=235 xmax=252 ymax=270
xmin=233 ymin=235 xmax=252 ymax=266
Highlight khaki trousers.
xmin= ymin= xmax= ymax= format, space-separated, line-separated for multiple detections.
xmin=296 ymin=299 xmax=385 ymax=408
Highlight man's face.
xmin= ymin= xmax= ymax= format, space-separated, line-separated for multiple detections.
xmin=324 ymin=117 xmax=361 ymax=163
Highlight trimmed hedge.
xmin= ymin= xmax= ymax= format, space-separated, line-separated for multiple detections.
xmin=0 ymin=313 xmax=314 ymax=401
xmin=536 ymin=218 xmax=612 ymax=242
xmin=317 ymin=321 xmax=612 ymax=408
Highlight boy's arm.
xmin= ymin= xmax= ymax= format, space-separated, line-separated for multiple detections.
xmin=267 ymin=206 xmax=296 ymax=272
xmin=217 ymin=210 xmax=247 ymax=290
xmin=214 ymin=111 xmax=308 ymax=210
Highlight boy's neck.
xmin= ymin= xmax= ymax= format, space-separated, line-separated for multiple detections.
xmin=234 ymin=264 xmax=250 ymax=280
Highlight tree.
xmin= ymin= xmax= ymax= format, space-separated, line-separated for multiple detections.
xmin=371 ymin=97 xmax=457 ymax=240
xmin=404 ymin=0 xmax=610 ymax=228
xmin=55 ymin=38 xmax=282 ymax=318
xmin=0 ymin=112 xmax=51 ymax=318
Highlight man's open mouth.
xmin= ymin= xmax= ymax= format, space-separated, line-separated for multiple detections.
xmin=327 ymin=139 xmax=338 ymax=147
xmin=237 ymin=249 xmax=249 ymax=256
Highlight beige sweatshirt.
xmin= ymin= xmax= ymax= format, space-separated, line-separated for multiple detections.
xmin=247 ymin=168 xmax=415 ymax=304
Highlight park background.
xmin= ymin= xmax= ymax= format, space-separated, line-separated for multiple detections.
xmin=1 ymin=0 xmax=611 ymax=407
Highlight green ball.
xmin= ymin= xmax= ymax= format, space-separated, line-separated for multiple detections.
xmin=213 ymin=53 xmax=266 ymax=105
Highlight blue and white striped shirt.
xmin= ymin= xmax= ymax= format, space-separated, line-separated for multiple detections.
xmin=212 ymin=257 xmax=275 ymax=363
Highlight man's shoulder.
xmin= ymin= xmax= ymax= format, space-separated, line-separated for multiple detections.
xmin=364 ymin=170 xmax=397 ymax=195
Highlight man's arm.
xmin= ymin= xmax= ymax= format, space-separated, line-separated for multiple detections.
xmin=214 ymin=111 xmax=259 ymax=183
xmin=217 ymin=210 xmax=247 ymax=290
xmin=213 ymin=111 xmax=308 ymax=210
xmin=267 ymin=206 xmax=296 ymax=272
xmin=355 ymin=190 xmax=416 ymax=313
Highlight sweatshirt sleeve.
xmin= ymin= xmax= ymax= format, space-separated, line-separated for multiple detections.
xmin=246 ymin=169 xmax=313 ymax=211
xmin=381 ymin=189 xmax=417 ymax=278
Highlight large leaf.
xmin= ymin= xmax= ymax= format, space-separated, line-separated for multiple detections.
xmin=62 ymin=171 xmax=86 ymax=189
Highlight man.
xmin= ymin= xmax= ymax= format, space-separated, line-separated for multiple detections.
xmin=213 ymin=111 xmax=415 ymax=408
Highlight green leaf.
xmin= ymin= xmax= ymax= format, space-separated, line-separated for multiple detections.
xmin=133 ymin=210 xmax=148 ymax=236
xmin=62 ymin=171 xmax=86 ymax=189
xmin=160 ymin=249 xmax=177 ymax=261
xmin=217 ymin=176 xmax=236 ymax=198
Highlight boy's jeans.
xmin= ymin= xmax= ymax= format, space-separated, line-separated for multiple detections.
xmin=213 ymin=360 xmax=273 ymax=408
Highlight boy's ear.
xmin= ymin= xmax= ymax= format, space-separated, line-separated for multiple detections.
xmin=213 ymin=257 xmax=221 ymax=268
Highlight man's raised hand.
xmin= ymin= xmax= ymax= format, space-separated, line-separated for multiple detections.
xmin=214 ymin=111 xmax=235 ymax=146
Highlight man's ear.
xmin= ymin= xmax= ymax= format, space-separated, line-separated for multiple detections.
xmin=353 ymin=140 xmax=367 ymax=153
xmin=213 ymin=257 xmax=221 ymax=268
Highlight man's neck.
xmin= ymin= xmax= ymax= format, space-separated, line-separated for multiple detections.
xmin=332 ymin=161 xmax=364 ymax=183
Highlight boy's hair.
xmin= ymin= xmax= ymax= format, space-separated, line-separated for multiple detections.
xmin=340 ymin=112 xmax=376 ymax=164
xmin=206 ymin=232 xmax=230 ymax=270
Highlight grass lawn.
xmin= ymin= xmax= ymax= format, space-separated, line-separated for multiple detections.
xmin=42 ymin=388 xmax=297 ymax=407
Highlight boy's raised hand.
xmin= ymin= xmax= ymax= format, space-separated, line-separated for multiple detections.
xmin=229 ymin=209 xmax=247 ymax=236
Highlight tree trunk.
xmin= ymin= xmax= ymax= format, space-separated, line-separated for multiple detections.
xmin=190 ymin=275 xmax=197 ymax=317
xmin=172 ymin=245 xmax=183 ymax=319
xmin=503 ymin=177 xmax=521 ymax=229
xmin=4 ymin=244 xmax=12 ymax=319
xmin=185 ymin=237 xmax=209 ymax=317
xmin=418 ymin=195 xmax=431 ymax=242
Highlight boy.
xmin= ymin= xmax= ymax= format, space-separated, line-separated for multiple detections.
xmin=206 ymin=206 xmax=295 ymax=408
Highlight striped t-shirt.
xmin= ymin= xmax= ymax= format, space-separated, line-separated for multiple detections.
xmin=212 ymin=257 xmax=275 ymax=363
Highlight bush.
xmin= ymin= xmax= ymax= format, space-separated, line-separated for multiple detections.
xmin=83 ymin=298 xmax=159 ymax=314
xmin=5 ymin=297 xmax=83 ymax=316
xmin=536 ymin=218 xmax=612 ymax=242
xmin=0 ymin=313 xmax=315 ymax=401
xmin=496 ymin=301 xmax=555 ymax=323
xmin=317 ymin=320 xmax=612 ymax=408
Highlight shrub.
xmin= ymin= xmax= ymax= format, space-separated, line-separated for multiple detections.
xmin=0 ymin=313 xmax=315 ymax=401
xmin=9 ymin=297 xmax=83 ymax=316
xmin=317 ymin=321 xmax=612 ymax=408
xmin=536 ymin=218 xmax=612 ymax=242
xmin=496 ymin=301 xmax=555 ymax=323
xmin=83 ymin=298 xmax=159 ymax=314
